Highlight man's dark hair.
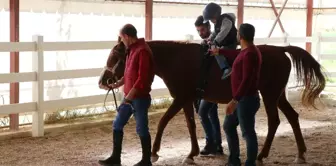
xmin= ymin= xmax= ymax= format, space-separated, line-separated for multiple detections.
xmin=239 ymin=23 xmax=255 ymax=42
xmin=120 ymin=24 xmax=137 ymax=38
xmin=194 ymin=15 xmax=210 ymax=28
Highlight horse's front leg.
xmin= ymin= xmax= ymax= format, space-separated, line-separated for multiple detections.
xmin=151 ymin=99 xmax=184 ymax=163
xmin=182 ymin=102 xmax=200 ymax=164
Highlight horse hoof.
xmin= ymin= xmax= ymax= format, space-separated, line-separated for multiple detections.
xmin=182 ymin=157 xmax=195 ymax=165
xmin=294 ymin=157 xmax=306 ymax=164
xmin=256 ymin=160 xmax=264 ymax=166
xmin=151 ymin=154 xmax=159 ymax=163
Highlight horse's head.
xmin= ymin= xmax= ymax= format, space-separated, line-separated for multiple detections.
xmin=98 ymin=37 xmax=128 ymax=86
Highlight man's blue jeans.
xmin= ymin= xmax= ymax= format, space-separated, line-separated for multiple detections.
xmin=113 ymin=97 xmax=151 ymax=137
xmin=223 ymin=95 xmax=260 ymax=166
xmin=198 ymin=99 xmax=222 ymax=146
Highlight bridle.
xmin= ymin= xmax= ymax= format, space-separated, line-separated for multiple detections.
xmin=103 ymin=59 xmax=125 ymax=112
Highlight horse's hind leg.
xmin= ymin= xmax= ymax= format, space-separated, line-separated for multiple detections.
xmin=278 ymin=92 xmax=307 ymax=163
xmin=257 ymin=91 xmax=281 ymax=162
xmin=181 ymin=102 xmax=200 ymax=164
xmin=151 ymin=99 xmax=184 ymax=163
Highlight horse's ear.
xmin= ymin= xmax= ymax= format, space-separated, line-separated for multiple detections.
xmin=117 ymin=36 xmax=125 ymax=49
xmin=120 ymin=41 xmax=125 ymax=47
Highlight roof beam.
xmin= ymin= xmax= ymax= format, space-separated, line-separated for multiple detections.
xmin=268 ymin=0 xmax=288 ymax=37
xmin=269 ymin=0 xmax=286 ymax=35
xmin=306 ymin=0 xmax=313 ymax=53
xmin=237 ymin=0 xmax=244 ymax=27
xmin=145 ymin=0 xmax=153 ymax=40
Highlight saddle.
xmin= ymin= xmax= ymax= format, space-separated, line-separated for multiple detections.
xmin=193 ymin=43 xmax=215 ymax=113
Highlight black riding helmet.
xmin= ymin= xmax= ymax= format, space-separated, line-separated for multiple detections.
xmin=202 ymin=2 xmax=222 ymax=23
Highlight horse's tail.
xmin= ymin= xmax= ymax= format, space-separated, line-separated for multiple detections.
xmin=283 ymin=45 xmax=327 ymax=109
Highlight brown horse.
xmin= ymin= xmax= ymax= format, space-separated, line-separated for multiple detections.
xmin=99 ymin=38 xmax=326 ymax=165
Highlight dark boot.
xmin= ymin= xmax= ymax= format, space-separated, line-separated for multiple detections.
xmin=99 ymin=130 xmax=123 ymax=166
xmin=216 ymin=145 xmax=224 ymax=155
xmin=134 ymin=135 xmax=152 ymax=166
xmin=200 ymin=141 xmax=217 ymax=156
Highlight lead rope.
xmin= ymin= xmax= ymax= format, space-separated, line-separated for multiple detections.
xmin=103 ymin=78 xmax=119 ymax=112
xmin=103 ymin=88 xmax=119 ymax=112
xmin=102 ymin=64 xmax=120 ymax=112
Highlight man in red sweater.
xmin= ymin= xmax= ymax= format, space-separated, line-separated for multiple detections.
xmin=211 ymin=23 xmax=262 ymax=166
xmin=99 ymin=24 xmax=155 ymax=166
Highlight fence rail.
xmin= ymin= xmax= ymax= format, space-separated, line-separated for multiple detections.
xmin=0 ymin=34 xmax=335 ymax=137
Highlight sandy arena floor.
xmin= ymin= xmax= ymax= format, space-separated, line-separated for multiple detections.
xmin=0 ymin=102 xmax=335 ymax=166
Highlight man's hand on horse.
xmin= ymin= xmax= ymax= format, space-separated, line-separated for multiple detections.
xmin=209 ymin=47 xmax=219 ymax=56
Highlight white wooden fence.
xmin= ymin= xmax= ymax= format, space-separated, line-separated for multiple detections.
xmin=0 ymin=34 xmax=335 ymax=137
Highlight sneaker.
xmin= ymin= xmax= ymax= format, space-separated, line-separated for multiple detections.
xmin=200 ymin=142 xmax=217 ymax=156
xmin=216 ymin=145 xmax=224 ymax=155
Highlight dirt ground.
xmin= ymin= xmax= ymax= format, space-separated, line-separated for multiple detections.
xmin=0 ymin=102 xmax=335 ymax=166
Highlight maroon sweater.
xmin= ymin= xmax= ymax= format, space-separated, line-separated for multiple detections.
xmin=219 ymin=45 xmax=262 ymax=101
xmin=124 ymin=38 xmax=155 ymax=98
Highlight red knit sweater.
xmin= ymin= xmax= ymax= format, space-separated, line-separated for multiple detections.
xmin=219 ymin=45 xmax=262 ymax=101
xmin=123 ymin=38 xmax=155 ymax=98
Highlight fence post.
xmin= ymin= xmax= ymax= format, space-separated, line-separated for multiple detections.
xmin=32 ymin=35 xmax=45 ymax=137
xmin=315 ymin=32 xmax=321 ymax=63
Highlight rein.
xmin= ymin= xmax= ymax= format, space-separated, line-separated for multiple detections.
xmin=102 ymin=65 xmax=121 ymax=112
